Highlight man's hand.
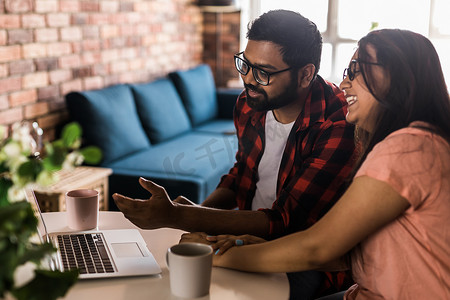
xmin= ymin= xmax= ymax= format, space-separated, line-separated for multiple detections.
xmin=179 ymin=232 xmax=212 ymax=245
xmin=112 ymin=177 xmax=175 ymax=229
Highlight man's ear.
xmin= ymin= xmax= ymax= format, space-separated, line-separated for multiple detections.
xmin=297 ymin=64 xmax=316 ymax=88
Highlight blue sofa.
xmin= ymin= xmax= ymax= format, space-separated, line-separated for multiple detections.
xmin=66 ymin=64 xmax=241 ymax=210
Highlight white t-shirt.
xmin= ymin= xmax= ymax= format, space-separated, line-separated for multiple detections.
xmin=252 ymin=111 xmax=295 ymax=210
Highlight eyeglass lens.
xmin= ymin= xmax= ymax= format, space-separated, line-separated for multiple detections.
xmin=343 ymin=61 xmax=357 ymax=81
xmin=234 ymin=56 xmax=270 ymax=86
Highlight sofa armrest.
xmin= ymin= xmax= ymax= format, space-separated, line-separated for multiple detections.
xmin=216 ymin=88 xmax=242 ymax=119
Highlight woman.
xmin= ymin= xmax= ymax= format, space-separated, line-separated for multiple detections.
xmin=182 ymin=29 xmax=450 ymax=299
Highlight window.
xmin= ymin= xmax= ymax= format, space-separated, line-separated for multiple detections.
xmin=239 ymin=0 xmax=450 ymax=87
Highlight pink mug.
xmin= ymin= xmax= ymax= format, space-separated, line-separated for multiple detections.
xmin=65 ymin=189 xmax=99 ymax=230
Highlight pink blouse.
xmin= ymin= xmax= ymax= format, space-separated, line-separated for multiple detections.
xmin=345 ymin=122 xmax=450 ymax=300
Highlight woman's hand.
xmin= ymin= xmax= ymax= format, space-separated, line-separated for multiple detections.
xmin=179 ymin=232 xmax=266 ymax=255
xmin=207 ymin=234 xmax=267 ymax=255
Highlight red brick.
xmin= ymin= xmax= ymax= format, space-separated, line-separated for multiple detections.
xmin=46 ymin=42 xmax=72 ymax=56
xmin=101 ymin=49 xmax=119 ymax=63
xmin=35 ymin=28 xmax=59 ymax=43
xmin=58 ymin=54 xmax=80 ymax=69
xmin=0 ymin=15 xmax=20 ymax=29
xmin=72 ymin=66 xmax=91 ymax=78
xmin=72 ymin=13 xmax=88 ymax=25
xmin=0 ymin=94 xmax=8 ymax=110
xmin=0 ymin=45 xmax=21 ymax=63
xmin=120 ymin=24 xmax=134 ymax=36
xmin=0 ymin=107 xmax=22 ymax=125
xmin=0 ymin=30 xmax=6 ymax=45
xmin=100 ymin=25 xmax=118 ymax=39
xmin=72 ymin=41 xmax=82 ymax=54
xmin=49 ymin=69 xmax=72 ymax=84
xmin=35 ymin=0 xmax=58 ymax=13
xmin=125 ymin=12 xmax=141 ymax=24
xmin=47 ymin=98 xmax=65 ymax=111
xmin=9 ymin=59 xmax=35 ymax=75
xmin=91 ymin=63 xmax=107 ymax=76
xmin=81 ymin=52 xmax=101 ymax=65
xmin=60 ymin=79 xmax=82 ymax=95
xmin=103 ymin=74 xmax=120 ymax=86
xmin=24 ymin=102 xmax=49 ymax=119
xmin=60 ymin=27 xmax=82 ymax=41
xmin=129 ymin=58 xmax=143 ymax=71
xmin=5 ymin=0 xmax=32 ymax=13
xmin=38 ymin=85 xmax=60 ymax=100
xmin=89 ymin=13 xmax=109 ymax=25
xmin=80 ymin=0 xmax=99 ymax=12
xmin=22 ymin=43 xmax=47 ymax=59
xmin=22 ymin=71 xmax=48 ymax=89
xmin=47 ymin=13 xmax=71 ymax=27
xmin=21 ymin=14 xmax=46 ymax=28
xmin=100 ymin=1 xmax=119 ymax=12
xmin=0 ymin=76 xmax=21 ymax=93
xmin=8 ymin=29 xmax=33 ymax=44
xmin=0 ymin=63 xmax=7 ymax=77
xmin=110 ymin=60 xmax=128 ymax=73
xmin=126 ymin=36 xmax=140 ymax=47
xmin=38 ymin=112 xmax=67 ymax=131
xmin=81 ymin=39 xmax=100 ymax=51
xmin=35 ymin=57 xmax=58 ymax=71
xmin=60 ymin=0 xmax=80 ymax=12
xmin=109 ymin=37 xmax=126 ymax=48
xmin=82 ymin=26 xmax=99 ymax=39
xmin=9 ymin=89 xmax=37 ymax=107
xmin=119 ymin=2 xmax=133 ymax=12
xmin=83 ymin=76 xmax=103 ymax=90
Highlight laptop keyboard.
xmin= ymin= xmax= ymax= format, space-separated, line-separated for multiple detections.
xmin=57 ymin=233 xmax=115 ymax=274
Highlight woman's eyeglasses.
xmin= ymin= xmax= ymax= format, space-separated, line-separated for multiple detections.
xmin=234 ymin=52 xmax=291 ymax=86
xmin=343 ymin=59 xmax=383 ymax=81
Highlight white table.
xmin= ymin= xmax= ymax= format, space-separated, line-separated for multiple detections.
xmin=41 ymin=211 xmax=289 ymax=300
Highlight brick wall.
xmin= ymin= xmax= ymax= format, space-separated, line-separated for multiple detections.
xmin=1 ymin=0 xmax=238 ymax=141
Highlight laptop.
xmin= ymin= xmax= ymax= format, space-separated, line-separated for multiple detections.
xmin=26 ymin=189 xmax=161 ymax=279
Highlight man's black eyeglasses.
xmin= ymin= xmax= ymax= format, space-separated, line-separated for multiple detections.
xmin=343 ymin=59 xmax=383 ymax=81
xmin=234 ymin=52 xmax=291 ymax=86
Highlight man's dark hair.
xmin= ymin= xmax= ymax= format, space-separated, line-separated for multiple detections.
xmin=247 ymin=9 xmax=322 ymax=77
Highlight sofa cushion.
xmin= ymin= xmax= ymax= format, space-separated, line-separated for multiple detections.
xmin=107 ymin=132 xmax=238 ymax=203
xmin=194 ymin=120 xmax=236 ymax=135
xmin=169 ymin=64 xmax=218 ymax=126
xmin=131 ymin=79 xmax=192 ymax=143
xmin=66 ymin=84 xmax=150 ymax=164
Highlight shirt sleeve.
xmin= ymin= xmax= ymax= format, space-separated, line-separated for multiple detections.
xmin=262 ymin=119 xmax=356 ymax=238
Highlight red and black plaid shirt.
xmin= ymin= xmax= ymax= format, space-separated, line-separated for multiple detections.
xmin=218 ymin=76 xmax=356 ymax=293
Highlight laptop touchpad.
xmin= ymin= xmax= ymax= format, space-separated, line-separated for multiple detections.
xmin=111 ymin=243 xmax=144 ymax=257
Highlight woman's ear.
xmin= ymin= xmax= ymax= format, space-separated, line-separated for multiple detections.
xmin=298 ymin=64 xmax=316 ymax=88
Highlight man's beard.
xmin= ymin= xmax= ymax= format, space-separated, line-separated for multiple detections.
xmin=244 ymin=78 xmax=298 ymax=112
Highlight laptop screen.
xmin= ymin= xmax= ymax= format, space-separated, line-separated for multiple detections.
xmin=25 ymin=188 xmax=50 ymax=244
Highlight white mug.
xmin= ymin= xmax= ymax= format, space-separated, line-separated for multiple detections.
xmin=65 ymin=189 xmax=99 ymax=230
xmin=166 ymin=243 xmax=213 ymax=298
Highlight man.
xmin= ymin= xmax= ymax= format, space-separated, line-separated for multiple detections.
xmin=114 ymin=10 xmax=355 ymax=298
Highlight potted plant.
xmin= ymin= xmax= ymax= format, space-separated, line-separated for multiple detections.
xmin=0 ymin=121 xmax=102 ymax=300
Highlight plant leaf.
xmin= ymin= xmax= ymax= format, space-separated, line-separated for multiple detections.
xmin=61 ymin=122 xmax=82 ymax=148
xmin=11 ymin=269 xmax=79 ymax=300
xmin=80 ymin=146 xmax=103 ymax=164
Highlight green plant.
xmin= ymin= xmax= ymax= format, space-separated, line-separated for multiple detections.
xmin=0 ymin=121 xmax=102 ymax=300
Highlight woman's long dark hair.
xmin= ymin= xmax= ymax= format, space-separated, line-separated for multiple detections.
xmin=352 ymin=29 xmax=450 ymax=174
